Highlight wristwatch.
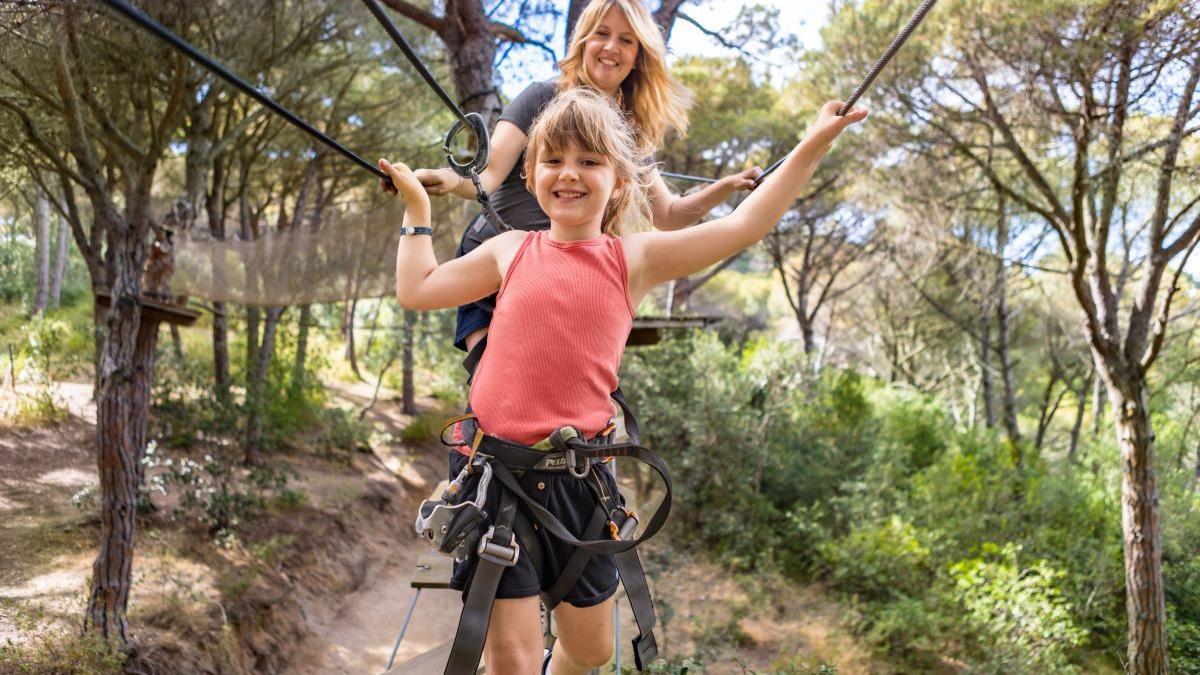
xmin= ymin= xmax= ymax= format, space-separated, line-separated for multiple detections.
xmin=400 ymin=226 xmax=433 ymax=236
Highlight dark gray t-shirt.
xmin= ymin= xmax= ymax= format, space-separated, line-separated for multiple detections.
xmin=487 ymin=79 xmax=559 ymax=233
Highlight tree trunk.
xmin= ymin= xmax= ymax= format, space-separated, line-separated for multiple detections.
xmin=245 ymin=306 xmax=283 ymax=465
xmin=443 ymin=0 xmax=503 ymax=125
xmin=1068 ymin=374 xmax=1090 ymax=462
xmin=207 ymin=162 xmax=230 ymax=400
xmin=402 ymin=309 xmax=416 ymax=414
xmin=50 ymin=207 xmax=69 ymax=308
xmin=32 ymin=185 xmax=51 ymax=316
xmin=245 ymin=306 xmax=260 ymax=377
xmin=344 ymin=298 xmax=362 ymax=381
xmin=292 ymin=304 xmax=311 ymax=395
xmin=85 ymin=200 xmax=158 ymax=646
xmin=211 ymin=304 xmax=230 ymax=402
xmin=1108 ymin=380 xmax=1170 ymax=673
xmin=980 ymin=314 xmax=996 ymax=430
xmin=799 ymin=320 xmax=816 ymax=355
xmin=565 ymin=0 xmax=588 ymax=51
xmin=1092 ymin=365 xmax=1106 ymax=436
xmin=994 ymin=201 xmax=1020 ymax=452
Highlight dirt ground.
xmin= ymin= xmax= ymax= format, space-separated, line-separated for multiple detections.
xmin=1 ymin=381 xmax=892 ymax=674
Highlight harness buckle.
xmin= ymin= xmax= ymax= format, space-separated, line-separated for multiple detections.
xmin=477 ymin=525 xmax=520 ymax=567
xmin=550 ymin=426 xmax=592 ymax=478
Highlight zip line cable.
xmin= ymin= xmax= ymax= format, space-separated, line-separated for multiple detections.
xmin=98 ymin=0 xmax=390 ymax=180
xmin=755 ymin=0 xmax=939 ymax=185
xmin=358 ymin=0 xmax=507 ymax=229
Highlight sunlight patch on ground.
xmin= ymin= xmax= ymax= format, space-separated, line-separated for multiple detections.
xmin=35 ymin=467 xmax=94 ymax=488
xmin=0 ymin=552 xmax=92 ymax=600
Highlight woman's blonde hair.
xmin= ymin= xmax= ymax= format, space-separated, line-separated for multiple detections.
xmin=524 ymin=88 xmax=652 ymax=237
xmin=558 ymin=0 xmax=691 ymax=156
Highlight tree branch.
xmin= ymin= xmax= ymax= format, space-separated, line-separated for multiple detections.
xmin=378 ymin=0 xmax=445 ymax=35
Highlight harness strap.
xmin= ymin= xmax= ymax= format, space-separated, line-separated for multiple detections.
xmin=614 ymin=544 xmax=659 ymax=669
xmin=541 ymin=505 xmax=608 ymax=610
xmin=445 ymin=490 xmax=518 ymax=674
xmin=488 ymin=451 xmax=670 ymax=555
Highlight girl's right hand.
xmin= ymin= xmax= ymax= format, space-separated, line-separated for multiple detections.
xmin=378 ymin=159 xmax=427 ymax=205
xmin=414 ymin=167 xmax=462 ymax=196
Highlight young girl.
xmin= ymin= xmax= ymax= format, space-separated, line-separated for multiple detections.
xmin=382 ymin=89 xmax=866 ymax=675
xmin=408 ymin=0 xmax=761 ymax=355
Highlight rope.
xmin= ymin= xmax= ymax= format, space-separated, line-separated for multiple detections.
xmin=359 ymin=0 xmax=507 ymax=229
xmin=358 ymin=0 xmax=472 ymax=127
xmin=660 ymin=171 xmax=717 ymax=184
xmin=755 ymin=0 xmax=939 ymax=185
xmin=98 ymin=0 xmax=388 ymax=181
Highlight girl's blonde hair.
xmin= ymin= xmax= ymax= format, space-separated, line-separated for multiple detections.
xmin=524 ymin=88 xmax=652 ymax=237
xmin=558 ymin=0 xmax=691 ymax=156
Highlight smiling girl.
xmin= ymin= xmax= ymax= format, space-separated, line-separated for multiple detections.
xmin=382 ymin=88 xmax=867 ymax=675
xmin=409 ymin=0 xmax=761 ymax=355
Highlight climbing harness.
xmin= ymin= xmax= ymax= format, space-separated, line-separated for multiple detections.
xmin=99 ymin=0 xmax=508 ymax=229
xmin=414 ymin=406 xmax=671 ymax=674
xmin=755 ymin=0 xmax=939 ymax=185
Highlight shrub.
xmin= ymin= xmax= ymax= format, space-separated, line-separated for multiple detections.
xmin=145 ymin=441 xmax=299 ymax=540
xmin=948 ymin=544 xmax=1088 ymax=674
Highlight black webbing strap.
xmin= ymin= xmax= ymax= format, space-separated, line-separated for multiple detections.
xmin=541 ymin=505 xmax=608 ymax=610
xmin=462 ymin=334 xmax=488 ymax=380
xmin=614 ymin=542 xmax=659 ymax=669
xmin=446 ymin=490 xmax=518 ymax=674
xmin=486 ymin=447 xmax=671 ymax=555
xmin=611 ymin=387 xmax=641 ymax=445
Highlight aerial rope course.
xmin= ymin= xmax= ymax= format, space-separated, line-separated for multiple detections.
xmin=97 ymin=0 xmax=938 ymax=672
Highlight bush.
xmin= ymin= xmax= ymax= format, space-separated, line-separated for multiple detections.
xmin=2 ymin=386 xmax=69 ymax=427
xmin=949 ymin=544 xmax=1088 ymax=674
xmin=145 ymin=441 xmax=299 ymax=540
xmin=818 ymin=516 xmax=932 ymax=602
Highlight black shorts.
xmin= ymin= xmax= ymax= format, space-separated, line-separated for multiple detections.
xmin=446 ymin=450 xmax=621 ymax=607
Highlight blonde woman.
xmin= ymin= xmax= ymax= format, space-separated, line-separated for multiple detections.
xmin=412 ymin=0 xmax=761 ymax=354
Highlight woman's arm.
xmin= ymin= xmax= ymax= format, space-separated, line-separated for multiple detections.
xmin=381 ymin=158 xmax=519 ymax=310
xmin=409 ymin=120 xmax=527 ymax=199
xmin=646 ymin=166 xmax=761 ymax=231
xmin=626 ymin=101 xmax=868 ymax=303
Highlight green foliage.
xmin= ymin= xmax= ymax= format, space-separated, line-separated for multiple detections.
xmin=2 ymin=386 xmax=68 ymax=427
xmin=400 ymin=411 xmax=444 ymax=444
xmin=621 ymin=330 xmax=1150 ymax=672
xmin=0 ymin=629 xmax=125 ymax=674
xmin=818 ymin=516 xmax=931 ymax=602
xmin=144 ymin=441 xmax=299 ymax=541
xmin=949 ymin=544 xmax=1088 ymax=673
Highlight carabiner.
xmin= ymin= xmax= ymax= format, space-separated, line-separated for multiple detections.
xmin=443 ymin=112 xmax=490 ymax=178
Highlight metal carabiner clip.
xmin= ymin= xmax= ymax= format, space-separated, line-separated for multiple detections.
xmin=443 ymin=112 xmax=490 ymax=179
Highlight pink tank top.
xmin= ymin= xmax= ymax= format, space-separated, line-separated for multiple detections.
xmin=468 ymin=230 xmax=635 ymax=446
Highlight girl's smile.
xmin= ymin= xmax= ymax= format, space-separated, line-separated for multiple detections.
xmin=534 ymin=142 xmax=620 ymax=238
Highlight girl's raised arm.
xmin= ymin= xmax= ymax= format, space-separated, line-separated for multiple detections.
xmin=625 ymin=101 xmax=868 ymax=305
xmin=381 ymin=158 xmax=517 ymax=310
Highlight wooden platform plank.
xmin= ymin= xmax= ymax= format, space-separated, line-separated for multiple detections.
xmin=411 ymin=551 xmax=455 ymax=589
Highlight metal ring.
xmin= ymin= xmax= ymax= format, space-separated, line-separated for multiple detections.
xmin=443 ymin=112 xmax=490 ymax=178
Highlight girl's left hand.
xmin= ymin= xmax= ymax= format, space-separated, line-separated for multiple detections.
xmin=717 ymin=166 xmax=763 ymax=196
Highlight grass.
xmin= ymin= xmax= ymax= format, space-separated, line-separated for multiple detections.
xmin=2 ymin=388 xmax=70 ymax=428
xmin=0 ymin=520 xmax=95 ymax=587
xmin=0 ymin=625 xmax=125 ymax=674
